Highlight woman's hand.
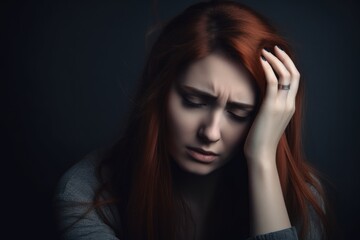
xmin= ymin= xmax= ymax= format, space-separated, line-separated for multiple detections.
xmin=243 ymin=45 xmax=300 ymax=167
xmin=244 ymin=45 xmax=300 ymax=235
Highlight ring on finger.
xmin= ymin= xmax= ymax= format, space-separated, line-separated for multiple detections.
xmin=278 ymin=84 xmax=290 ymax=90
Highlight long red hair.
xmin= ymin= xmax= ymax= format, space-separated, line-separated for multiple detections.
xmin=91 ymin=1 xmax=329 ymax=239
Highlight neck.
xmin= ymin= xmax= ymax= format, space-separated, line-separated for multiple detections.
xmin=170 ymin=159 xmax=227 ymax=207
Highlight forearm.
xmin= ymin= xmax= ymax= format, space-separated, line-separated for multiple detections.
xmin=247 ymin=157 xmax=291 ymax=236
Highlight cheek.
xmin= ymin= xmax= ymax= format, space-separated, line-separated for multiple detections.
xmin=222 ymin=123 xmax=250 ymax=151
xmin=167 ymin=93 xmax=199 ymax=141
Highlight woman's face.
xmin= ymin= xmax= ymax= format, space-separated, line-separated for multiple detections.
xmin=167 ymin=50 xmax=256 ymax=175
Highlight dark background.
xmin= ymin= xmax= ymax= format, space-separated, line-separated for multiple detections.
xmin=3 ymin=0 xmax=359 ymax=239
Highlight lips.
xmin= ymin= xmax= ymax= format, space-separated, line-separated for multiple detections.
xmin=186 ymin=146 xmax=219 ymax=163
xmin=187 ymin=146 xmax=219 ymax=156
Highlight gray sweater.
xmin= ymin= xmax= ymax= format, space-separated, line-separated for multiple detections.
xmin=54 ymin=150 xmax=324 ymax=240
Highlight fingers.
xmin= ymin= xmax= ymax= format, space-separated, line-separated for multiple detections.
xmin=260 ymin=46 xmax=300 ymax=104
xmin=273 ymin=46 xmax=300 ymax=102
xmin=260 ymin=54 xmax=278 ymax=100
xmin=262 ymin=48 xmax=291 ymax=88
xmin=261 ymin=48 xmax=290 ymax=101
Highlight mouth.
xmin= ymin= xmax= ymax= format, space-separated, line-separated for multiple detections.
xmin=187 ymin=146 xmax=219 ymax=156
xmin=186 ymin=146 xmax=219 ymax=163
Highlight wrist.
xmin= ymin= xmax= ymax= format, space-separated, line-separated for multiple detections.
xmin=246 ymin=152 xmax=277 ymax=173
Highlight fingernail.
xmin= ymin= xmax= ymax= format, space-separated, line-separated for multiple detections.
xmin=261 ymin=55 xmax=267 ymax=61
xmin=276 ymin=45 xmax=284 ymax=51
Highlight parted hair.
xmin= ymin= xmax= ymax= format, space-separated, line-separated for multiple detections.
xmin=81 ymin=1 xmax=330 ymax=239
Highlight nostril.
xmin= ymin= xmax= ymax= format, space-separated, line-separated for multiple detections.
xmin=197 ymin=126 xmax=220 ymax=143
xmin=198 ymin=112 xmax=222 ymax=143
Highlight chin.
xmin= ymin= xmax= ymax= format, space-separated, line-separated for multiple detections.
xmin=176 ymin=158 xmax=219 ymax=176
xmin=186 ymin=165 xmax=214 ymax=175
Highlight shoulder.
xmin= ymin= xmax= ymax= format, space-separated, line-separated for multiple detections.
xmin=55 ymin=149 xmax=103 ymax=203
xmin=53 ymin=148 xmax=121 ymax=239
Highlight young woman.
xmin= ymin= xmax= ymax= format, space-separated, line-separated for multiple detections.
xmin=54 ymin=1 xmax=330 ymax=239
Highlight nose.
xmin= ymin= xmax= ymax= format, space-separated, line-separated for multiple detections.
xmin=198 ymin=110 xmax=222 ymax=143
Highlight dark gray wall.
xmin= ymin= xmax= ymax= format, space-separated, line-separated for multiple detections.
xmin=3 ymin=0 xmax=359 ymax=239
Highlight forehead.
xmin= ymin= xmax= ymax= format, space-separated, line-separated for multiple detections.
xmin=179 ymin=50 xmax=255 ymax=103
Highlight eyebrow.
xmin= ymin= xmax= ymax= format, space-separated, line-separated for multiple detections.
xmin=178 ymin=84 xmax=255 ymax=110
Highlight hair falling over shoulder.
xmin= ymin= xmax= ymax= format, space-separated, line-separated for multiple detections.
xmin=91 ymin=1 xmax=332 ymax=239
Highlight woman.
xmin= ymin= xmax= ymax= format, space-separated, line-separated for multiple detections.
xmin=54 ymin=1 xmax=330 ymax=239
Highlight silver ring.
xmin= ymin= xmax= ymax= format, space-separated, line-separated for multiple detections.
xmin=278 ymin=84 xmax=290 ymax=90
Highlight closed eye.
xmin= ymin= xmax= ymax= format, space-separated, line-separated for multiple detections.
xmin=182 ymin=95 xmax=252 ymax=123
xmin=182 ymin=95 xmax=207 ymax=107
xmin=227 ymin=111 xmax=251 ymax=122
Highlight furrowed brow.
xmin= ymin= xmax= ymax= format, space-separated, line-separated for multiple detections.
xmin=227 ymin=102 xmax=254 ymax=110
xmin=180 ymin=85 xmax=254 ymax=110
xmin=180 ymin=85 xmax=217 ymax=100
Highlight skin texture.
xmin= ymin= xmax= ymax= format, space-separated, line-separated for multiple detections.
xmin=245 ymin=46 xmax=300 ymax=235
xmin=167 ymin=49 xmax=256 ymax=176
xmin=244 ymin=46 xmax=300 ymax=163
xmin=166 ymin=49 xmax=257 ymax=238
xmin=166 ymin=45 xmax=300 ymax=236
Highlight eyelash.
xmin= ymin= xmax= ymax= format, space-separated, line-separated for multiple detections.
xmin=182 ymin=96 xmax=205 ymax=107
xmin=181 ymin=97 xmax=250 ymax=122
